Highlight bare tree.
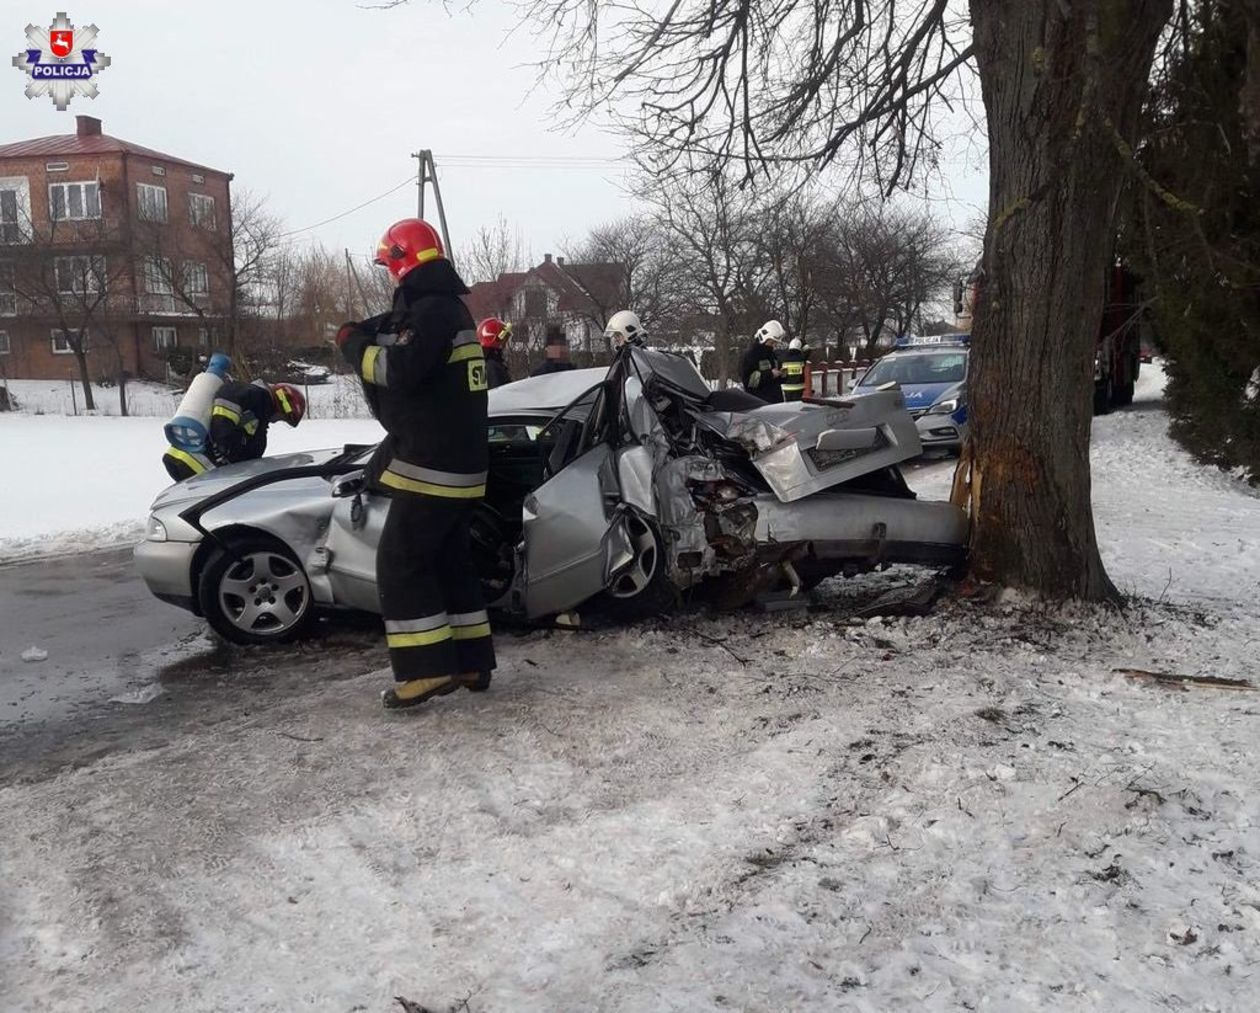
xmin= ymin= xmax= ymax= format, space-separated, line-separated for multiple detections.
xmin=9 ymin=216 xmax=133 ymax=413
xmin=457 ymin=214 xmax=531 ymax=285
xmin=484 ymin=0 xmax=1173 ymax=601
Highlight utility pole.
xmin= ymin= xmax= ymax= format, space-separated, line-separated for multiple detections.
xmin=410 ymin=150 xmax=454 ymax=264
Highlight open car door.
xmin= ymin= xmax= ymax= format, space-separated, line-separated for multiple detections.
xmin=520 ymin=378 xmax=635 ymax=619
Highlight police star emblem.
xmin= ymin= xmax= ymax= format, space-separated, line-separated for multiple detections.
xmin=12 ymin=11 xmax=111 ymax=111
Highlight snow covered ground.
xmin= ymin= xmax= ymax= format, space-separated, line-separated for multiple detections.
xmin=2 ymin=363 xmax=1259 ymax=1011
xmin=0 ymin=415 xmax=383 ymax=562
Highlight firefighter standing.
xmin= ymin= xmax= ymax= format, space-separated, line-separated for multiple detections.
xmin=605 ymin=309 xmax=647 ymax=349
xmin=741 ymin=320 xmax=785 ymax=403
xmin=337 ymin=218 xmax=496 ymax=710
xmin=779 ymin=337 xmax=808 ymax=401
xmin=478 ymin=317 xmax=513 ymax=388
xmin=162 ymin=380 xmax=306 ymax=481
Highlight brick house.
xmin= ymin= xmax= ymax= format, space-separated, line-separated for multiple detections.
xmin=0 ymin=115 xmax=233 ymax=381
xmin=465 ymin=253 xmax=628 ymax=358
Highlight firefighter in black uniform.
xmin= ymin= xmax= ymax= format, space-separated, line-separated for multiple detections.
xmin=779 ymin=337 xmax=808 ymax=402
xmin=161 ymin=379 xmax=306 ymax=481
xmin=741 ymin=319 xmax=785 ymax=403
xmin=337 ymin=218 xmax=496 ymax=710
xmin=478 ymin=317 xmax=513 ymax=388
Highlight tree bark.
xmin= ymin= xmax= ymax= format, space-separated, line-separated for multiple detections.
xmin=964 ymin=0 xmax=1170 ymax=599
xmin=73 ymin=349 xmax=95 ymax=411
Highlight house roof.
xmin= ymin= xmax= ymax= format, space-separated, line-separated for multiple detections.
xmin=0 ymin=132 xmax=230 ymax=177
xmin=533 ymin=260 xmax=627 ymax=316
xmin=464 ymin=274 xmax=524 ymax=322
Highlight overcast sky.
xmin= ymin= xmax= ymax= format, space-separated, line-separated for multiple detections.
xmin=4 ymin=0 xmax=988 ymax=266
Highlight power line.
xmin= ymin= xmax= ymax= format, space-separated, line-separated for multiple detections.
xmin=278 ymin=175 xmax=414 ymax=238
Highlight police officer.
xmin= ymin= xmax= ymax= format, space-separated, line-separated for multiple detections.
xmin=162 ymin=380 xmax=306 ymax=481
xmin=531 ymin=325 xmax=577 ymax=376
xmin=779 ymin=337 xmax=808 ymax=402
xmin=478 ymin=317 xmax=513 ymax=388
xmin=741 ymin=320 xmax=785 ymax=403
xmin=337 ymin=218 xmax=496 ymax=710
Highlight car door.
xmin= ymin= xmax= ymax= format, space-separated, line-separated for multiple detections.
xmin=323 ymin=454 xmax=389 ymax=613
xmin=521 ymin=381 xmax=634 ymax=619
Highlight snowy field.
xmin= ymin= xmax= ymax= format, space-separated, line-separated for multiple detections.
xmin=2 ymin=365 xmax=1260 ymax=1011
xmin=0 ymin=415 xmax=384 ymax=562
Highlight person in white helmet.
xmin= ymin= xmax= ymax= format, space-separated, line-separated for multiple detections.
xmin=779 ymin=336 xmax=809 ymax=401
xmin=742 ymin=319 xmax=785 ymax=403
xmin=605 ymin=309 xmax=646 ymax=349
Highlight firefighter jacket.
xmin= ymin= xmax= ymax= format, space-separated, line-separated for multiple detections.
xmin=779 ymin=347 xmax=808 ymax=399
xmin=741 ymin=340 xmax=783 ymax=403
xmin=339 ymin=260 xmax=489 ymax=499
xmin=484 ymin=348 xmax=512 ymax=389
xmin=208 ymin=380 xmax=275 ymax=464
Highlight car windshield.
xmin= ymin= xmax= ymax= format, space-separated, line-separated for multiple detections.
xmin=859 ymin=352 xmax=967 ymax=387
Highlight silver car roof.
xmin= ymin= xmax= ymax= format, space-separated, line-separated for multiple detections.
xmin=488 ymin=367 xmax=608 ymax=416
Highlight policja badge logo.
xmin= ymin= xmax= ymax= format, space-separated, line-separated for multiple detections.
xmin=12 ymin=11 xmax=110 ymax=111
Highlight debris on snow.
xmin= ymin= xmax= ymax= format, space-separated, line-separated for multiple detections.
xmin=20 ymin=646 xmax=47 ymax=663
xmin=109 ymin=683 xmax=164 ymax=705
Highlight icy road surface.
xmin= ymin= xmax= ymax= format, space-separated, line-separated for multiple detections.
xmin=2 ymin=363 xmax=1259 ymax=1011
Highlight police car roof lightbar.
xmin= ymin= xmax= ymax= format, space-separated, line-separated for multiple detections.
xmin=893 ymin=334 xmax=971 ymax=349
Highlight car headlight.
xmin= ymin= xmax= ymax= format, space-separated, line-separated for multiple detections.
xmin=926 ymin=398 xmax=959 ymax=415
xmin=146 ymin=517 xmax=167 ymax=542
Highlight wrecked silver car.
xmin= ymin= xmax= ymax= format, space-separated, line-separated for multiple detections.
xmin=134 ymin=347 xmax=968 ymax=644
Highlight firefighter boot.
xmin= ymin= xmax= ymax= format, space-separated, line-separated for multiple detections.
xmin=381 ymin=675 xmax=460 ymax=710
xmin=462 ymin=671 xmax=492 ymax=693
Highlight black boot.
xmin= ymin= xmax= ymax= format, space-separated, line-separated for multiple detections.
xmin=381 ymin=675 xmax=459 ymax=710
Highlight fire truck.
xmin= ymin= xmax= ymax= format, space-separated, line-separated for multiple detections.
xmin=952 ymin=260 xmax=1144 ymax=416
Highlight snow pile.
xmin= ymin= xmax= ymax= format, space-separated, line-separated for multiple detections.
xmin=0 ymin=415 xmax=384 ymax=562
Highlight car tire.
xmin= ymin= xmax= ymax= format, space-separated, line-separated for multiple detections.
xmin=599 ymin=515 xmax=678 ymax=622
xmin=1093 ymin=377 xmax=1114 ymax=416
xmin=198 ymin=535 xmax=316 ymax=646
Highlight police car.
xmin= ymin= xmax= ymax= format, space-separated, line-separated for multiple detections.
xmin=852 ymin=335 xmax=969 ymax=452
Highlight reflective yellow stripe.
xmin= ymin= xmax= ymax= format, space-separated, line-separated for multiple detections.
xmin=362 ymin=345 xmax=382 ymax=382
xmin=165 ymin=447 xmax=208 ymax=474
xmin=447 ymin=343 xmax=483 ymax=365
xmin=380 ymin=472 xmax=486 ymax=498
xmin=211 ymin=404 xmax=241 ymax=424
xmin=451 ymin=622 xmax=492 ymax=641
xmin=416 ymin=247 xmax=440 ymax=264
xmin=386 ymin=626 xmax=453 ymax=649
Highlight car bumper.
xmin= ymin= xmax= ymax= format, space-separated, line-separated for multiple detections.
xmin=914 ymin=415 xmax=966 ymax=448
xmin=133 ymin=538 xmax=200 ymax=612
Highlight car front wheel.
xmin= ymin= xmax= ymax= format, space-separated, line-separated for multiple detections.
xmin=198 ymin=536 xmax=315 ymax=645
xmin=600 ymin=515 xmax=678 ymax=621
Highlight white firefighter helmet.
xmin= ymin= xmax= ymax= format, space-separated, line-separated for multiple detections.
xmin=756 ymin=319 xmax=785 ymax=345
xmin=788 ymin=337 xmax=803 ymax=351
xmin=605 ymin=309 xmax=645 ymax=347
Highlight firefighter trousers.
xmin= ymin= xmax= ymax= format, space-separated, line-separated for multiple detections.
xmin=376 ymin=493 xmax=496 ymax=681
xmin=162 ymin=447 xmax=216 ymax=482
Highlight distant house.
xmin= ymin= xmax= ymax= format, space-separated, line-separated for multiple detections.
xmin=0 ymin=115 xmax=234 ymax=381
xmin=465 ymin=253 xmax=628 ymax=355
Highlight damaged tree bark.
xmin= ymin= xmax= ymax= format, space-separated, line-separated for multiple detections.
xmin=962 ymin=0 xmax=1171 ymax=600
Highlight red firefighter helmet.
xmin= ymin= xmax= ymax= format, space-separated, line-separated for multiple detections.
xmin=269 ymin=383 xmax=306 ymax=427
xmin=477 ymin=317 xmax=512 ymax=350
xmin=374 ymin=218 xmax=445 ymax=282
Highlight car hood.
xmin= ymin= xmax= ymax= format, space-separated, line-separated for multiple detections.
xmin=871 ymin=380 xmax=962 ymax=411
xmin=150 ymin=448 xmax=352 ymax=510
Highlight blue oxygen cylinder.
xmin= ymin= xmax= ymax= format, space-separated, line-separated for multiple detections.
xmin=165 ymin=353 xmax=232 ymax=452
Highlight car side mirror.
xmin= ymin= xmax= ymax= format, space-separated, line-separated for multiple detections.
xmin=816 ymin=427 xmax=879 ymax=452
xmin=331 ymin=470 xmax=365 ymax=498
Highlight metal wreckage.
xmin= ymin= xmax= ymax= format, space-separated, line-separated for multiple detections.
xmin=135 ymin=346 xmax=968 ymax=644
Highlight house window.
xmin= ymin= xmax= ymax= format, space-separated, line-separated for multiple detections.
xmin=0 ymin=331 xmax=9 ymax=355
xmin=198 ymin=326 xmax=211 ymax=347
xmin=151 ymin=165 xmax=166 ymax=176
xmin=183 ymin=261 xmax=209 ymax=306
xmin=54 ymin=254 xmax=106 ymax=294
xmin=49 ymin=181 xmax=102 ymax=221
xmin=51 ymin=329 xmax=86 ymax=355
xmin=524 ymin=288 xmax=548 ymax=318
xmin=46 ymin=161 xmax=69 ymax=172
xmin=0 ymin=262 xmax=14 ymax=315
xmin=142 ymin=256 xmax=175 ymax=312
xmin=188 ymin=193 xmax=216 ymax=230
xmin=152 ymin=326 xmax=178 ymax=351
xmin=137 ymin=183 xmax=168 ymax=223
xmin=0 ymin=177 xmax=32 ymax=244
xmin=192 ymin=173 xmax=205 ymax=184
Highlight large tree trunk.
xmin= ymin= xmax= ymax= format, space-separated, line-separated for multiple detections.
xmin=964 ymin=0 xmax=1170 ymax=599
